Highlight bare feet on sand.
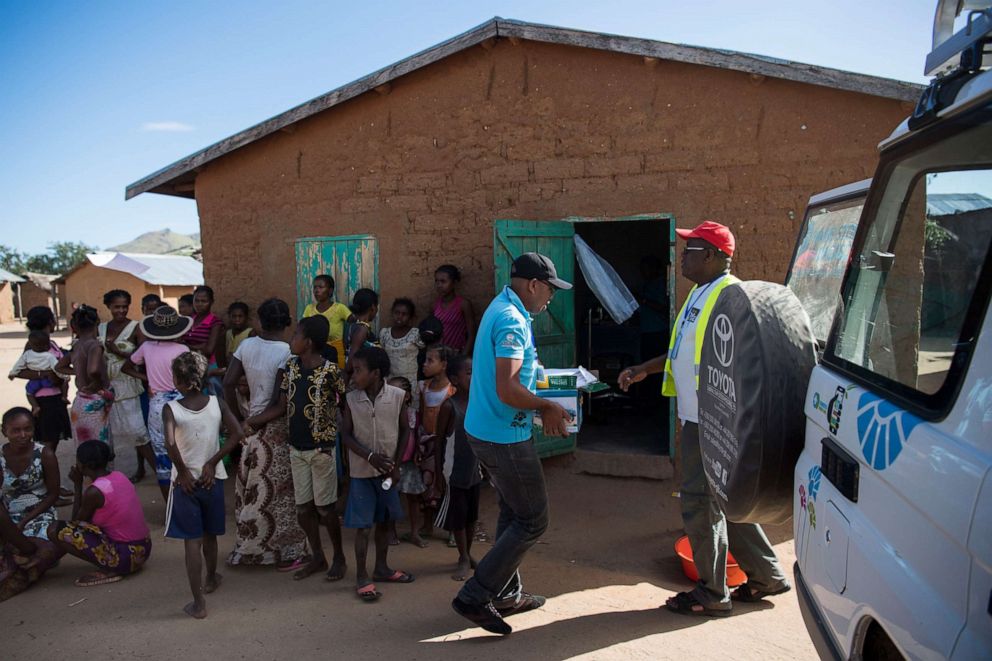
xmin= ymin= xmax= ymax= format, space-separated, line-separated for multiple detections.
xmin=451 ymin=556 xmax=476 ymax=581
xmin=293 ymin=558 xmax=328 ymax=581
xmin=184 ymin=601 xmax=207 ymax=619
xmin=203 ymin=573 xmax=223 ymax=594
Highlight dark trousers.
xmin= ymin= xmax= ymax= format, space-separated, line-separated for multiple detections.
xmin=680 ymin=421 xmax=787 ymax=606
xmin=457 ymin=436 xmax=549 ymax=606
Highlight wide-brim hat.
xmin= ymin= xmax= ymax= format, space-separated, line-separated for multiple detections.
xmin=141 ymin=305 xmax=193 ymax=340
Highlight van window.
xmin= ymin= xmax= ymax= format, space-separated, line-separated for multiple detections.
xmin=788 ymin=193 xmax=864 ymax=345
xmin=829 ymin=102 xmax=992 ymax=413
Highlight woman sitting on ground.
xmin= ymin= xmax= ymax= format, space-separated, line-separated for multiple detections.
xmin=50 ymin=440 xmax=152 ymax=587
xmin=0 ymin=407 xmax=62 ymax=601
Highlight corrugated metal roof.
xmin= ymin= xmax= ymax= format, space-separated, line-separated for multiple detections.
xmin=0 ymin=267 xmax=25 ymax=283
xmin=85 ymin=252 xmax=203 ymax=286
xmin=21 ymin=272 xmax=58 ymax=291
xmin=927 ymin=193 xmax=992 ymax=216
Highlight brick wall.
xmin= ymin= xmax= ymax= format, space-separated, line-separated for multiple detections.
xmin=17 ymin=282 xmax=54 ymax=317
xmin=0 ymin=282 xmax=15 ymax=324
xmin=194 ymin=39 xmax=910 ymax=318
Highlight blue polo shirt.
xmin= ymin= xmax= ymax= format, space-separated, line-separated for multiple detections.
xmin=465 ymin=286 xmax=538 ymax=444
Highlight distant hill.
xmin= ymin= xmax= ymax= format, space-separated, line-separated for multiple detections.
xmin=109 ymin=229 xmax=201 ymax=255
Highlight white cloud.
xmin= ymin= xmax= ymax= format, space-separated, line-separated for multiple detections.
xmin=141 ymin=121 xmax=195 ymax=132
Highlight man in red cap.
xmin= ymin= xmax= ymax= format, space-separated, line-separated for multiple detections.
xmin=619 ymin=221 xmax=790 ymax=617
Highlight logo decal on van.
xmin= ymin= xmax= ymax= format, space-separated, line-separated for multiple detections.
xmin=798 ymin=466 xmax=821 ymax=530
xmin=856 ymin=393 xmax=924 ymax=470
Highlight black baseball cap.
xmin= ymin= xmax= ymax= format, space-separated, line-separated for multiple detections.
xmin=511 ymin=252 xmax=573 ymax=290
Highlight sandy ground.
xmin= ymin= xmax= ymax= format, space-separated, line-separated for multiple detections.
xmin=0 ymin=324 xmax=816 ymax=660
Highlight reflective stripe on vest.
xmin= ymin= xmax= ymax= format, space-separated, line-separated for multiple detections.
xmin=662 ymin=274 xmax=740 ymax=397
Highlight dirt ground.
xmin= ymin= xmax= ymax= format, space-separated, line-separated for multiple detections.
xmin=0 ymin=324 xmax=816 ymax=660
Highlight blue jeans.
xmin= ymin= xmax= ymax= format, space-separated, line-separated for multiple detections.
xmin=457 ymin=436 xmax=549 ymax=606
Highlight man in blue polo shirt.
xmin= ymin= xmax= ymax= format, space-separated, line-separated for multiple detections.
xmin=451 ymin=252 xmax=572 ymax=635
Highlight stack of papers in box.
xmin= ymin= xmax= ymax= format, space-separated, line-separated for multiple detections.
xmin=544 ymin=367 xmax=608 ymax=393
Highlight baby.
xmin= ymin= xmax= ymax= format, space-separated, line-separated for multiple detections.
xmin=8 ymin=330 xmax=67 ymax=415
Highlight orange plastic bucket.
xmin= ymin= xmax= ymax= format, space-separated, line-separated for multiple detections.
xmin=675 ymin=535 xmax=747 ymax=587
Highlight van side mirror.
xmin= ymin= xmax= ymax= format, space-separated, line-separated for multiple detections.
xmin=864 ymin=250 xmax=895 ymax=272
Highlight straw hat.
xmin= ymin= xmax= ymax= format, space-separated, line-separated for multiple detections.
xmin=140 ymin=305 xmax=193 ymax=341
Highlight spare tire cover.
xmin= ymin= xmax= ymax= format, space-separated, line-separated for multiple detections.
xmin=698 ymin=280 xmax=817 ymax=525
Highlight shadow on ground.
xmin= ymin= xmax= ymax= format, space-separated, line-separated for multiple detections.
xmin=1 ymin=452 xmax=809 ymax=660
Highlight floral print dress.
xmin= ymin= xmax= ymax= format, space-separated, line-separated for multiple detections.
xmin=1 ymin=443 xmax=56 ymax=540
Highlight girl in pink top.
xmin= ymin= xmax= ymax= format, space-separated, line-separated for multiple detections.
xmin=432 ymin=264 xmax=476 ymax=355
xmin=50 ymin=441 xmax=152 ymax=587
xmin=183 ymin=286 xmax=224 ymax=362
xmin=122 ymin=306 xmax=192 ymax=499
xmin=183 ymin=286 xmax=225 ymax=396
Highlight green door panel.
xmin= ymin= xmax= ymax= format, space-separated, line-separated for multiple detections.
xmin=493 ymin=220 xmax=576 ymax=368
xmin=493 ymin=220 xmax=576 ymax=458
xmin=294 ymin=235 xmax=379 ymax=318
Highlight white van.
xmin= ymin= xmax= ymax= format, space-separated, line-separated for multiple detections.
xmin=790 ymin=4 xmax=992 ymax=658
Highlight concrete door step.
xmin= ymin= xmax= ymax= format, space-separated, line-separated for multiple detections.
xmin=572 ymin=449 xmax=674 ymax=480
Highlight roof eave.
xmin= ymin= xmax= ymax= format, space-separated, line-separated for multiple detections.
xmin=496 ymin=19 xmax=922 ymax=103
xmin=126 ymin=16 xmax=924 ymax=201
xmin=125 ymin=18 xmax=501 ymax=200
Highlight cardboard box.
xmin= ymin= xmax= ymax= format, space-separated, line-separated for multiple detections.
xmin=534 ymin=389 xmax=582 ymax=434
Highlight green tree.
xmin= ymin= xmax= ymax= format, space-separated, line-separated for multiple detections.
xmin=0 ymin=245 xmax=27 ymax=274
xmin=25 ymin=241 xmax=96 ymax=275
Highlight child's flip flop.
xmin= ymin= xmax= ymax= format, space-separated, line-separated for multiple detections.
xmin=357 ymin=583 xmax=381 ymax=602
xmin=277 ymin=557 xmax=310 ymax=573
xmin=75 ymin=572 xmax=124 ymax=587
xmin=373 ymin=569 xmax=415 ymax=583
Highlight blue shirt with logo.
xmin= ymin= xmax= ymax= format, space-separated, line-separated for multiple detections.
xmin=465 ymin=286 xmax=538 ymax=444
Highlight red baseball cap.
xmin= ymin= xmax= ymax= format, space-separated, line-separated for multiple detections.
xmin=675 ymin=221 xmax=735 ymax=257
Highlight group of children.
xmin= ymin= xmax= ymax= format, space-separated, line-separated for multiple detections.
xmin=4 ymin=264 xmax=482 ymax=618
xmin=164 ymin=269 xmax=480 ymax=614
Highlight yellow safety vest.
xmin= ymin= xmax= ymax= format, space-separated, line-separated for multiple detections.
xmin=662 ymin=274 xmax=740 ymax=397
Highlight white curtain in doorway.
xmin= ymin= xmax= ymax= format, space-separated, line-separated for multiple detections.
xmin=573 ymin=234 xmax=639 ymax=324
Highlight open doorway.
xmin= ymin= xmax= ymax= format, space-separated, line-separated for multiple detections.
xmin=572 ymin=217 xmax=674 ymax=456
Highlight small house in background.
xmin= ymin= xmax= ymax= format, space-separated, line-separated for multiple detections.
xmin=0 ymin=267 xmax=24 ymax=324
xmin=127 ymin=18 xmax=921 ymax=463
xmin=14 ymin=272 xmax=67 ymax=321
xmin=56 ymin=252 xmax=203 ymax=320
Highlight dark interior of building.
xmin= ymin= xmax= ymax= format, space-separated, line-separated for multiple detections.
xmin=572 ymin=219 xmax=673 ymax=456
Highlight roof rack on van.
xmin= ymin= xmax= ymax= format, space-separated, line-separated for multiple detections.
xmin=911 ymin=2 xmax=992 ymax=130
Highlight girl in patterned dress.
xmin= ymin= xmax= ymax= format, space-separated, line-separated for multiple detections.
xmin=1 ymin=408 xmax=59 ymax=540
xmin=223 ymin=298 xmax=307 ymax=568
xmin=0 ymin=407 xmax=62 ymax=602
xmin=51 ymin=440 xmax=152 ymax=587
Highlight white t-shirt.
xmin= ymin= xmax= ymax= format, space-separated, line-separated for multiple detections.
xmin=672 ymin=275 xmax=728 ymax=424
xmin=9 ymin=349 xmax=58 ymax=377
xmin=233 ymin=337 xmax=292 ymax=417
xmin=166 ymin=397 xmax=226 ymax=481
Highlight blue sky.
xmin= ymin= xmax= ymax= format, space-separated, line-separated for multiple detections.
xmin=1 ymin=0 xmax=936 ymax=255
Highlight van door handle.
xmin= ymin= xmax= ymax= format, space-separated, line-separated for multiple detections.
xmin=821 ymin=437 xmax=859 ymax=502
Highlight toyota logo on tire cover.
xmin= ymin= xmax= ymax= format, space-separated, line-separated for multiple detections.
xmin=712 ymin=314 xmax=734 ymax=367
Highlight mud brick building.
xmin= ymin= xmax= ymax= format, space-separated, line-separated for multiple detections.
xmin=127 ymin=18 xmax=921 ymax=459
xmin=56 ymin=253 xmax=203 ymax=321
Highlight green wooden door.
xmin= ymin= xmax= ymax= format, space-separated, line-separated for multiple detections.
xmin=294 ymin=235 xmax=379 ymax=318
xmin=493 ymin=220 xmax=576 ymax=366
xmin=493 ymin=219 xmax=576 ymax=458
